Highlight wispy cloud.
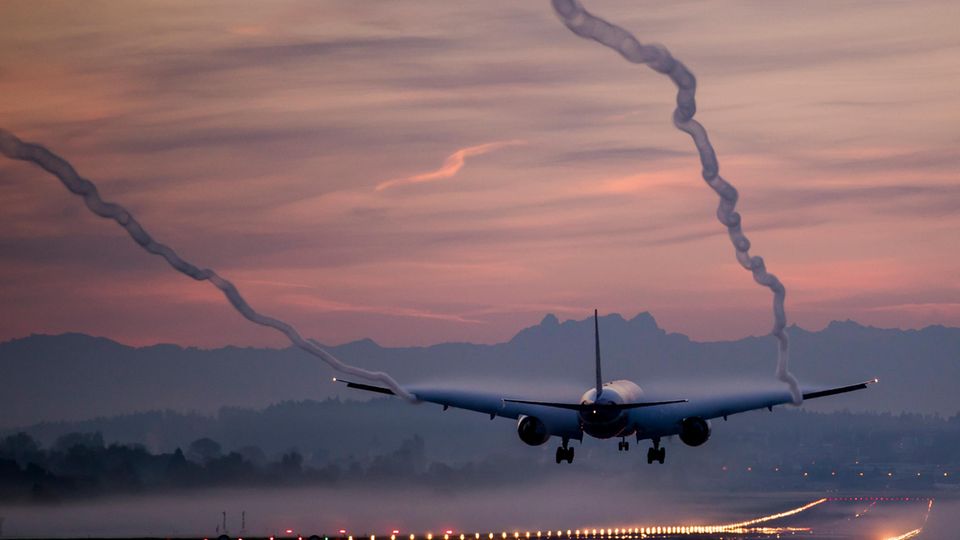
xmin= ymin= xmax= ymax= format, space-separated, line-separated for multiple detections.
xmin=375 ymin=140 xmax=525 ymax=192
xmin=279 ymin=293 xmax=485 ymax=324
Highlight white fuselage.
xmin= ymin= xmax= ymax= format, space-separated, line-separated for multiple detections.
xmin=578 ymin=379 xmax=644 ymax=439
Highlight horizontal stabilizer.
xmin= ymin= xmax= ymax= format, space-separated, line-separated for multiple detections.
xmin=503 ymin=398 xmax=687 ymax=411
xmin=802 ymin=378 xmax=878 ymax=400
xmin=333 ymin=377 xmax=395 ymax=396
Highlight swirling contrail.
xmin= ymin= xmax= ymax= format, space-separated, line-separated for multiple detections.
xmin=551 ymin=0 xmax=803 ymax=404
xmin=0 ymin=128 xmax=417 ymax=402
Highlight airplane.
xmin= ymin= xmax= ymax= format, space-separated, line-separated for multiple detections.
xmin=335 ymin=310 xmax=877 ymax=464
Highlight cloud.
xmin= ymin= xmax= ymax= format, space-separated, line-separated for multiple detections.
xmin=375 ymin=140 xmax=525 ymax=192
xmin=549 ymin=145 xmax=690 ymax=164
xmin=146 ymin=36 xmax=452 ymax=81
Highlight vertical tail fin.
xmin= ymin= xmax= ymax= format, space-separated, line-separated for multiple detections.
xmin=594 ymin=309 xmax=603 ymax=398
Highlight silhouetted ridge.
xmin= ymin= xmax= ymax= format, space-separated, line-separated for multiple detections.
xmin=540 ymin=313 xmax=560 ymax=327
xmin=510 ymin=311 xmax=663 ymax=345
xmin=2 ymin=315 xmax=959 ymax=427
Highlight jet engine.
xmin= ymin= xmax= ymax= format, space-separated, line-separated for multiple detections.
xmin=678 ymin=416 xmax=711 ymax=447
xmin=517 ymin=415 xmax=550 ymax=446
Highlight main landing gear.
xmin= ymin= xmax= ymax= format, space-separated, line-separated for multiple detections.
xmin=646 ymin=437 xmax=666 ymax=464
xmin=618 ymin=437 xmax=630 ymax=452
xmin=555 ymin=438 xmax=574 ymax=464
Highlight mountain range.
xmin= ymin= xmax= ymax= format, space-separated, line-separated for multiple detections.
xmin=2 ymin=312 xmax=958 ymax=429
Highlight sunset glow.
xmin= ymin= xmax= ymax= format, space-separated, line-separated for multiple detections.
xmin=1 ymin=1 xmax=957 ymax=348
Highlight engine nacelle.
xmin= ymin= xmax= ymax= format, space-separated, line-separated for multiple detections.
xmin=678 ymin=416 xmax=711 ymax=447
xmin=516 ymin=415 xmax=550 ymax=446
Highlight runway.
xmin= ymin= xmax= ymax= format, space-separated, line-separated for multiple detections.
xmin=3 ymin=495 xmax=932 ymax=540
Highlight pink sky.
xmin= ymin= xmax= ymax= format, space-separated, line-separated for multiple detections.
xmin=1 ymin=1 xmax=958 ymax=347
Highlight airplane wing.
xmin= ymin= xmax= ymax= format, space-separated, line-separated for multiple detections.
xmin=336 ymin=377 xmax=876 ymax=443
xmin=628 ymin=378 xmax=878 ymax=439
xmin=334 ymin=378 xmax=588 ymax=439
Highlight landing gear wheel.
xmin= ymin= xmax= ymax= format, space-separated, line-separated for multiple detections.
xmin=556 ymin=445 xmax=574 ymax=464
xmin=647 ymin=442 xmax=666 ymax=464
xmin=618 ymin=440 xmax=630 ymax=452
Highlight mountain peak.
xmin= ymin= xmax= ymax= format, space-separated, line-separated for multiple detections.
xmin=629 ymin=311 xmax=658 ymax=328
xmin=540 ymin=313 xmax=560 ymax=327
xmin=826 ymin=319 xmax=867 ymax=331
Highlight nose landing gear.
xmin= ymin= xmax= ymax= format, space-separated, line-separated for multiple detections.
xmin=555 ymin=438 xmax=575 ymax=464
xmin=646 ymin=437 xmax=666 ymax=464
xmin=617 ymin=437 xmax=630 ymax=452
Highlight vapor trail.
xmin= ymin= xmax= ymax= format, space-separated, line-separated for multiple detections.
xmin=550 ymin=0 xmax=802 ymax=404
xmin=0 ymin=128 xmax=417 ymax=402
